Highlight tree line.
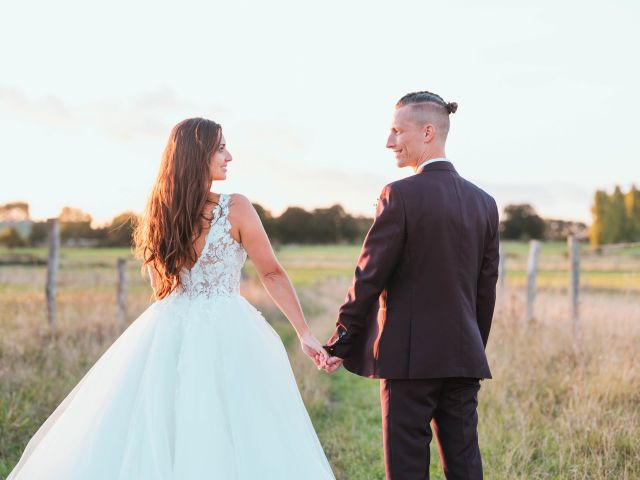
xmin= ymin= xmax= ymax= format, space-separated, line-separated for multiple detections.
xmin=0 ymin=203 xmax=373 ymax=248
xmin=498 ymin=204 xmax=588 ymax=242
xmin=497 ymin=185 xmax=640 ymax=245
xmin=2 ymin=185 xmax=639 ymax=248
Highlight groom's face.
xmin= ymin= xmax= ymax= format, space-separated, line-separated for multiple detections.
xmin=386 ymin=106 xmax=426 ymax=169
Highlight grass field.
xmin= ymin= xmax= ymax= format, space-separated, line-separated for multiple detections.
xmin=1 ymin=243 xmax=639 ymax=478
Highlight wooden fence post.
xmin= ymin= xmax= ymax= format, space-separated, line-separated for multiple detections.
xmin=525 ymin=240 xmax=540 ymax=324
xmin=117 ymin=258 xmax=127 ymax=324
xmin=45 ymin=218 xmax=60 ymax=332
xmin=568 ymin=235 xmax=580 ymax=329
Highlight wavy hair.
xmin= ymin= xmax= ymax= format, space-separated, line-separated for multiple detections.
xmin=133 ymin=117 xmax=222 ymax=299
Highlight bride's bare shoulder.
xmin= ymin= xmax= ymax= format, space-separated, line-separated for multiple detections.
xmin=228 ymin=193 xmax=253 ymax=211
xmin=228 ymin=194 xmax=260 ymax=227
xmin=226 ymin=194 xmax=260 ymax=243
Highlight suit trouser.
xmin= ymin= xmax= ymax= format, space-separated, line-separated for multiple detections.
xmin=380 ymin=377 xmax=483 ymax=480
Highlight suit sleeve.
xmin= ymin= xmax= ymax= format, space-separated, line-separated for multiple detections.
xmin=476 ymin=198 xmax=500 ymax=347
xmin=325 ymin=183 xmax=406 ymax=358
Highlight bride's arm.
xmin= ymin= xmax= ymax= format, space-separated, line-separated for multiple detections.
xmin=229 ymin=194 xmax=327 ymax=362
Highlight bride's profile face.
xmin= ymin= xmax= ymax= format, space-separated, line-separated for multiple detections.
xmin=209 ymin=134 xmax=232 ymax=181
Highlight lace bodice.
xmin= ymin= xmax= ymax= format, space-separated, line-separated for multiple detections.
xmin=176 ymin=194 xmax=247 ymax=299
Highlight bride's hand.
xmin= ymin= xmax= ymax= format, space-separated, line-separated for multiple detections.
xmin=298 ymin=330 xmax=329 ymax=369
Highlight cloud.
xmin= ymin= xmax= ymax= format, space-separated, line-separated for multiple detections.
xmin=0 ymin=86 xmax=228 ymax=142
xmin=0 ymin=87 xmax=72 ymax=124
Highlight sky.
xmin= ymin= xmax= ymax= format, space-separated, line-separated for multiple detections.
xmin=1 ymin=0 xmax=638 ymax=226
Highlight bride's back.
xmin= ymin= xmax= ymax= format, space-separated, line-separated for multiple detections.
xmin=176 ymin=193 xmax=247 ymax=300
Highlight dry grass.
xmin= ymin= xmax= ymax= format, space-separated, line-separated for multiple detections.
xmin=479 ymin=289 xmax=640 ymax=479
xmin=296 ymin=283 xmax=640 ymax=480
xmin=1 ymin=250 xmax=639 ymax=479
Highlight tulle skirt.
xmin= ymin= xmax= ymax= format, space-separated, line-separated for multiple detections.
xmin=8 ymin=293 xmax=335 ymax=479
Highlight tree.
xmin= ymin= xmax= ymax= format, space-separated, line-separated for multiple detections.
xmin=500 ymin=204 xmax=546 ymax=241
xmin=28 ymin=221 xmax=49 ymax=246
xmin=625 ymin=184 xmax=640 ymax=241
xmin=277 ymin=207 xmax=315 ymax=243
xmin=58 ymin=206 xmax=94 ymax=243
xmin=606 ymin=186 xmax=627 ymax=243
xmin=590 ymin=185 xmax=640 ymax=246
xmin=310 ymin=205 xmax=347 ymax=243
xmin=590 ymin=190 xmax=607 ymax=246
xmin=59 ymin=206 xmax=91 ymax=223
xmin=0 ymin=202 xmax=30 ymax=222
xmin=104 ymin=212 xmax=137 ymax=247
xmin=0 ymin=227 xmax=27 ymax=249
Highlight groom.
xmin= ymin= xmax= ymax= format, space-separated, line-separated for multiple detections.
xmin=323 ymin=91 xmax=499 ymax=479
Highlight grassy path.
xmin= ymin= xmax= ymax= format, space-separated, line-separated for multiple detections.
xmin=274 ymin=279 xmax=387 ymax=479
xmin=282 ymin=279 xmax=448 ymax=479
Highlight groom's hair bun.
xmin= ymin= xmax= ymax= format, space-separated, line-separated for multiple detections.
xmin=396 ymin=91 xmax=458 ymax=115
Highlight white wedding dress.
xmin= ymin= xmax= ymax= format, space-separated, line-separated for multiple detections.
xmin=8 ymin=193 xmax=335 ymax=480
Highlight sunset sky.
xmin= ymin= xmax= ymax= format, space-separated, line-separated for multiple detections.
xmin=1 ymin=0 xmax=638 ymax=226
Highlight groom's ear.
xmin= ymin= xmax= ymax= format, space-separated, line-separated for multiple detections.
xmin=423 ymin=123 xmax=436 ymax=142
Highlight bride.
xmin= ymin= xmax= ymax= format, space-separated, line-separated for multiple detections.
xmin=8 ymin=118 xmax=336 ymax=479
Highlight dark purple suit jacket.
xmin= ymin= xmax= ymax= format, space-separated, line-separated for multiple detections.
xmin=326 ymin=161 xmax=499 ymax=379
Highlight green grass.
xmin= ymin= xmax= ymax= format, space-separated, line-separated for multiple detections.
xmin=314 ymin=370 xmax=450 ymax=479
xmin=500 ymin=241 xmax=640 ymax=264
xmin=501 ymin=240 xmax=572 ymax=255
xmin=505 ymin=269 xmax=640 ymax=291
xmin=316 ymin=370 xmax=386 ymax=479
xmin=0 ymin=246 xmax=134 ymax=264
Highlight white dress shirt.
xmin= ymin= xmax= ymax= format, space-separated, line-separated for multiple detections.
xmin=417 ymin=157 xmax=451 ymax=173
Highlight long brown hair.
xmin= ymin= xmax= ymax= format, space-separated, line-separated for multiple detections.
xmin=133 ymin=117 xmax=222 ymax=299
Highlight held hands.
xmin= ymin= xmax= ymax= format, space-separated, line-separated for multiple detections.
xmin=322 ymin=355 xmax=343 ymax=374
xmin=298 ymin=330 xmax=330 ymax=369
xmin=298 ymin=330 xmax=344 ymax=373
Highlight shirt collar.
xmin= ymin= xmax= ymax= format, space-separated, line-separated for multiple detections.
xmin=416 ymin=157 xmax=450 ymax=173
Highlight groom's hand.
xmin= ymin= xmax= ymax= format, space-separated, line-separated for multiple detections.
xmin=322 ymin=356 xmax=343 ymax=373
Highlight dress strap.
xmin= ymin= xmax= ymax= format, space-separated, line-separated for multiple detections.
xmin=210 ymin=193 xmax=230 ymax=226
xmin=219 ymin=193 xmax=230 ymax=212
